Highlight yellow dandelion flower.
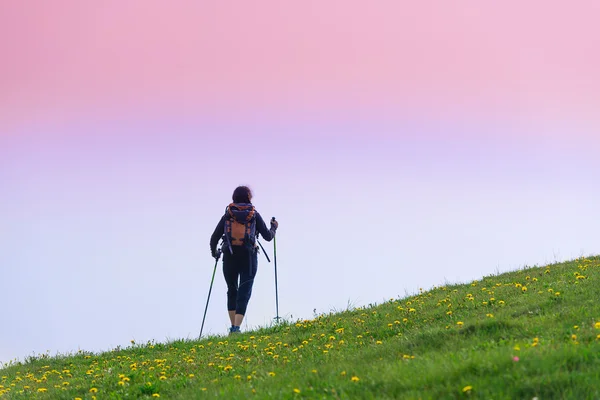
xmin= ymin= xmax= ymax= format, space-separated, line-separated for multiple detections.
xmin=486 ymin=314 xmax=494 ymax=318
xmin=293 ymin=388 xmax=301 ymax=394
xmin=311 ymin=369 xmax=317 ymax=373
xmin=268 ymin=372 xmax=276 ymax=377
xmin=457 ymin=321 xmax=464 ymax=326
xmin=463 ymin=385 xmax=473 ymax=392
xmin=402 ymin=318 xmax=408 ymax=323
xmin=89 ymin=388 xmax=98 ymax=393
xmin=574 ymin=325 xmax=579 ymax=330
xmin=594 ymin=322 xmax=600 ymax=329
xmin=555 ymin=292 xmax=560 ymax=296
xmin=447 ymin=311 xmax=452 ymax=315
xmin=522 ymin=286 xmax=528 ymax=292
xmin=376 ymin=341 xmax=382 ymax=345
xmin=351 ymin=376 xmax=360 ymax=382
xmin=152 ymin=394 xmax=160 ymax=398
xmin=571 ymin=334 xmax=577 ymax=340
xmin=37 ymin=388 xmax=47 ymax=393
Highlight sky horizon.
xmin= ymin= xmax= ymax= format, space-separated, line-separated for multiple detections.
xmin=2 ymin=1 xmax=599 ymax=365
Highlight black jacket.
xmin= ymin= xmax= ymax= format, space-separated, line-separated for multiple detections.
xmin=210 ymin=207 xmax=276 ymax=256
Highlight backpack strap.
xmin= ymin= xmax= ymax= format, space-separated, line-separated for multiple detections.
xmin=223 ymin=206 xmax=233 ymax=254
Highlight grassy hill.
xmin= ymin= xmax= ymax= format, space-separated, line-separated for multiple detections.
xmin=1 ymin=256 xmax=599 ymax=399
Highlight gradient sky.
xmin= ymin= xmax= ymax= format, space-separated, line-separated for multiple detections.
xmin=1 ymin=1 xmax=599 ymax=365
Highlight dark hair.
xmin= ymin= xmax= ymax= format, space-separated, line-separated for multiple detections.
xmin=232 ymin=185 xmax=253 ymax=204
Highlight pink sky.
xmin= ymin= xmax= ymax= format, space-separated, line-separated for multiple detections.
xmin=1 ymin=1 xmax=599 ymax=137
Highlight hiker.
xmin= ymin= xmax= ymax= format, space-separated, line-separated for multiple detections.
xmin=209 ymin=186 xmax=278 ymax=334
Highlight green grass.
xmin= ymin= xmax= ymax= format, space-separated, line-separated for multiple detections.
xmin=2 ymin=256 xmax=600 ymax=399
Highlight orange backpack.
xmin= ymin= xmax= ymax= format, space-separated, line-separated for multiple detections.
xmin=224 ymin=203 xmax=257 ymax=251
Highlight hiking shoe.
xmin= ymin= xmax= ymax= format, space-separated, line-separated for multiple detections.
xmin=228 ymin=326 xmax=241 ymax=335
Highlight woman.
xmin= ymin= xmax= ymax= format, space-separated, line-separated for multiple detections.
xmin=209 ymin=186 xmax=278 ymax=334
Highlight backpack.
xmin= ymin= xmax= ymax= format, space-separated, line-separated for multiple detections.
xmin=223 ymin=203 xmax=257 ymax=251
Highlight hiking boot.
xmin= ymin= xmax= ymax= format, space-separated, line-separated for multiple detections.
xmin=228 ymin=326 xmax=241 ymax=335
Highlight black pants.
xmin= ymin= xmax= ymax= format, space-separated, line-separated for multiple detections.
xmin=222 ymin=246 xmax=258 ymax=316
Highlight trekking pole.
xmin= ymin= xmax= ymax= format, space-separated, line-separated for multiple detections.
xmin=199 ymin=248 xmax=222 ymax=339
xmin=272 ymin=217 xmax=281 ymax=323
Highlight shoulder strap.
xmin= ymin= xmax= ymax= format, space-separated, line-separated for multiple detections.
xmin=222 ymin=207 xmax=233 ymax=254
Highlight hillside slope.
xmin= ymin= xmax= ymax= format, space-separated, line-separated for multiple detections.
xmin=1 ymin=256 xmax=599 ymax=399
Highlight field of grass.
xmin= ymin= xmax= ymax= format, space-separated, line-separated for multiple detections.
xmin=1 ymin=256 xmax=599 ymax=399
